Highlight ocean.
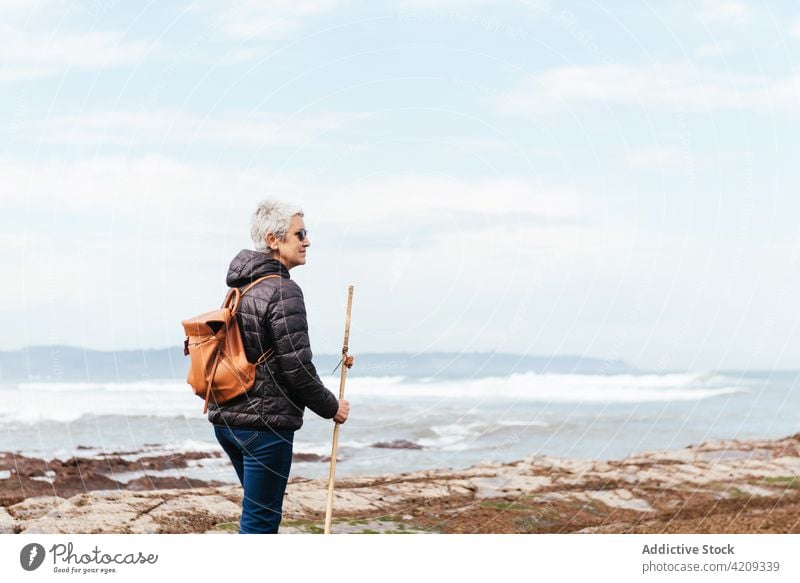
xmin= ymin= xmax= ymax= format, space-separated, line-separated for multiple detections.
xmin=1 ymin=370 xmax=797 ymax=485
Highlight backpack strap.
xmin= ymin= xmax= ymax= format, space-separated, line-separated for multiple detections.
xmin=240 ymin=274 xmax=282 ymax=297
xmin=222 ymin=274 xmax=282 ymax=315
xmin=203 ymin=346 xmax=223 ymax=414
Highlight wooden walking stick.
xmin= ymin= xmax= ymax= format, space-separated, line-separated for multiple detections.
xmin=324 ymin=285 xmax=354 ymax=534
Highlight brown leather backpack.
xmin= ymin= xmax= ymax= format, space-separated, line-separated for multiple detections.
xmin=182 ymin=275 xmax=279 ymax=413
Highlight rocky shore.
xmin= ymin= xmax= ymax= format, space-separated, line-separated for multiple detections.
xmin=1 ymin=433 xmax=798 ymax=534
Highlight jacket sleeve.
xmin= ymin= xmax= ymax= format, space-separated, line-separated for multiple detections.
xmin=265 ymin=279 xmax=339 ymax=419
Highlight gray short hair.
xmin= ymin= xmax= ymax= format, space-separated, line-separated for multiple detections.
xmin=250 ymin=199 xmax=304 ymax=252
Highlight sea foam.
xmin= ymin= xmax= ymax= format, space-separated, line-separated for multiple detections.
xmin=1 ymin=372 xmax=749 ymax=425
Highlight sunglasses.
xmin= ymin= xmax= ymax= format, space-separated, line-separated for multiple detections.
xmin=294 ymin=229 xmax=309 ymax=241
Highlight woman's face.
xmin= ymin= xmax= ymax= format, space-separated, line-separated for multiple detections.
xmin=269 ymin=214 xmax=310 ymax=270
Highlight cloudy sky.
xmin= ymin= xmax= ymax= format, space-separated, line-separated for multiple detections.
xmin=2 ymin=0 xmax=799 ymax=371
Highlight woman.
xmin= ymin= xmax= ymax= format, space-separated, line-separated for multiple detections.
xmin=209 ymin=199 xmax=350 ymax=534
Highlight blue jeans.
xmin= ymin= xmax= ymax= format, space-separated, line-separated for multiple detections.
xmin=213 ymin=425 xmax=294 ymax=534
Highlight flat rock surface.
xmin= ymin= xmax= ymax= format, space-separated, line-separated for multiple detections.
xmin=1 ymin=433 xmax=798 ymax=533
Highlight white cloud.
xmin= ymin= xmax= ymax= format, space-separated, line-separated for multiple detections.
xmin=0 ymin=32 xmax=157 ymax=82
xmin=1 ymin=156 xmax=585 ymax=227
xmin=435 ymin=136 xmax=515 ymax=153
xmin=5 ymin=157 xmax=783 ymax=368
xmin=0 ymin=0 xmax=69 ymax=16
xmin=14 ymin=109 xmax=376 ymax=148
xmin=693 ymin=0 xmax=750 ymax=26
xmin=437 ymin=221 xmax=629 ymax=261
xmin=792 ymin=18 xmax=800 ymax=39
xmin=0 ymin=156 xmax=595 ymax=276
xmin=491 ymin=63 xmax=800 ymax=115
xmin=187 ymin=0 xmax=338 ymax=40
xmin=695 ymin=41 xmax=736 ymax=58
xmin=0 ymin=154 xmax=606 ymax=352
xmin=628 ymin=146 xmax=690 ymax=169
xmin=0 ymin=155 xmax=298 ymax=215
xmin=189 ymin=0 xmax=546 ymax=48
xmin=397 ymin=0 xmax=546 ymax=7
xmin=0 ymin=155 xmax=299 ymax=311
xmin=0 ymin=2 xmax=157 ymax=82
xmin=315 ymin=174 xmax=586 ymax=225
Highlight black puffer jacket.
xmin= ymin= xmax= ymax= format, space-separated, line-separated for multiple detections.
xmin=207 ymin=249 xmax=339 ymax=431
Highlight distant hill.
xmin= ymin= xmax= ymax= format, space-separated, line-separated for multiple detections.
xmin=0 ymin=346 xmax=636 ymax=385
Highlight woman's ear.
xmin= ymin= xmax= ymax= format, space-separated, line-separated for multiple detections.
xmin=266 ymin=233 xmax=278 ymax=251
